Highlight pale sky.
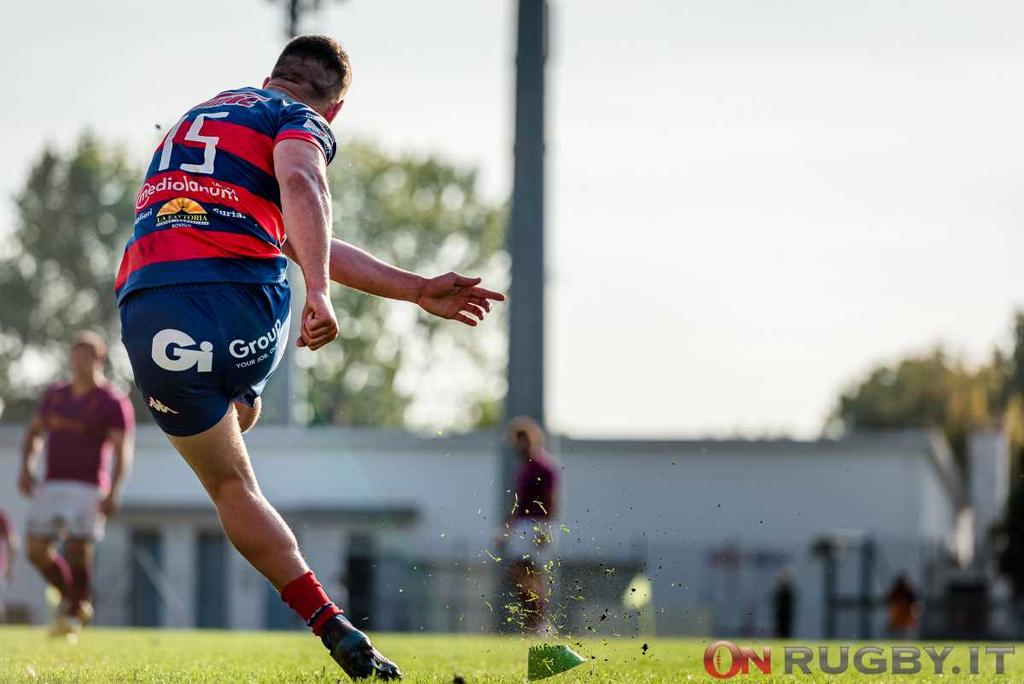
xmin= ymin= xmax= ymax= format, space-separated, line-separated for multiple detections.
xmin=3 ymin=0 xmax=1024 ymax=438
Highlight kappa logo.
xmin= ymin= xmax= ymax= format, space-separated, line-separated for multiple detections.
xmin=151 ymin=329 xmax=213 ymax=372
xmin=303 ymin=117 xmax=333 ymax=151
xmin=148 ymin=397 xmax=179 ymax=415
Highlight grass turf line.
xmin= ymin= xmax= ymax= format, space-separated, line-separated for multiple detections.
xmin=1 ymin=627 xmax=1022 ymax=682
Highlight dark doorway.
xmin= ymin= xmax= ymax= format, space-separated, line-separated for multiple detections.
xmin=346 ymin=534 xmax=377 ymax=629
xmin=195 ymin=532 xmax=228 ymax=628
xmin=130 ymin=530 xmax=162 ymax=627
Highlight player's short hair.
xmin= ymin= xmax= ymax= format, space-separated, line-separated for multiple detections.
xmin=71 ymin=330 xmax=107 ymax=360
xmin=507 ymin=416 xmax=545 ymax=450
xmin=272 ymin=34 xmax=352 ymax=105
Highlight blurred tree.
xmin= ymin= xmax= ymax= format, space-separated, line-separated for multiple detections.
xmin=995 ymin=479 xmax=1024 ymax=596
xmin=309 ymin=142 xmax=507 ymax=429
xmin=996 ymin=313 xmax=1024 ymax=594
xmin=828 ymin=317 xmax=1024 ymax=594
xmin=0 ymin=134 xmax=139 ymax=420
xmin=1004 ymin=312 xmax=1024 ymax=399
xmin=828 ymin=349 xmax=1003 ymax=467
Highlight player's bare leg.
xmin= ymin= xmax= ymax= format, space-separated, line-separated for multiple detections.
xmin=64 ymin=538 xmax=96 ymax=626
xmin=510 ymin=560 xmax=548 ymax=633
xmin=26 ymin=537 xmax=70 ymax=597
xmin=26 ymin=536 xmax=73 ymax=635
xmin=168 ymin=407 xmax=306 ymax=588
xmin=167 ymin=406 xmax=400 ymax=680
xmin=234 ymin=397 xmax=261 ymax=434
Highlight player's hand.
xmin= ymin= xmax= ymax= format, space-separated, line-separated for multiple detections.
xmin=17 ymin=467 xmax=37 ymax=497
xmin=297 ymin=290 xmax=339 ymax=351
xmin=99 ymin=493 xmax=119 ymax=517
xmin=416 ymin=273 xmax=505 ymax=326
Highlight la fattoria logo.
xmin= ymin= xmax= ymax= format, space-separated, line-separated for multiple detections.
xmin=155 ymin=197 xmax=209 ymax=227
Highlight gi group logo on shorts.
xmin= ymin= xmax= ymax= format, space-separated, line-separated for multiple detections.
xmin=152 ymin=329 xmax=213 ymax=372
xmin=229 ymin=319 xmax=284 ymax=369
xmin=702 ymin=640 xmax=1014 ymax=679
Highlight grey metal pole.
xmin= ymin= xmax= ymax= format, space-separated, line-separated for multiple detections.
xmin=495 ymin=0 xmax=548 ymax=632
xmin=261 ymin=0 xmax=330 ymax=425
xmin=859 ymin=537 xmax=875 ymax=639
xmin=824 ymin=547 xmax=837 ymax=639
xmin=502 ymin=0 xmax=548 ymax=499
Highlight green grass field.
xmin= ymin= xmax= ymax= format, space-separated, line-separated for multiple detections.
xmin=0 ymin=627 xmax=1022 ymax=682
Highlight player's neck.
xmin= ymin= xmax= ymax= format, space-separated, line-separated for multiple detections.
xmin=265 ymin=82 xmax=304 ymax=103
xmin=265 ymin=82 xmax=329 ymax=119
xmin=71 ymin=372 xmax=103 ymax=395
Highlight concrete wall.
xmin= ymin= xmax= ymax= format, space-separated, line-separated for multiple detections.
xmin=0 ymin=426 xmax=964 ymax=638
xmin=969 ymin=430 xmax=1010 ymax=564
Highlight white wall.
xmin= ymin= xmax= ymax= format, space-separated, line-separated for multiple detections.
xmin=969 ymin=429 xmax=1010 ymax=564
xmin=0 ymin=427 xmax=963 ymax=637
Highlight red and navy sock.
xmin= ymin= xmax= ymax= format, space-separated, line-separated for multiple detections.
xmin=280 ymin=571 xmax=344 ymax=636
xmin=39 ymin=552 xmax=71 ymax=598
xmin=69 ymin=564 xmax=92 ymax=616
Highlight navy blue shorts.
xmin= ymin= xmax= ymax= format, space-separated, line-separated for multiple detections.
xmin=120 ymin=282 xmax=291 ymax=436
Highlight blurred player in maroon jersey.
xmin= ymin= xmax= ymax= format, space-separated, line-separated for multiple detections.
xmin=0 ymin=508 xmax=18 ymax=623
xmin=18 ymin=332 xmax=135 ymax=637
xmin=497 ymin=417 xmax=559 ymax=633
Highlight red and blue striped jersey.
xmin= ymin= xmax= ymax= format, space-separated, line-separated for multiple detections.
xmin=116 ymin=87 xmax=336 ymax=302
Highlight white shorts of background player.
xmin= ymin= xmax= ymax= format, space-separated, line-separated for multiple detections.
xmin=26 ymin=481 xmax=106 ymax=543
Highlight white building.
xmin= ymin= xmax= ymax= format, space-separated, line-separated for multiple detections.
xmin=0 ymin=426 xmax=998 ymax=638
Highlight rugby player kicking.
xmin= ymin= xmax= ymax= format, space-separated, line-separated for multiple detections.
xmin=116 ymin=35 xmax=503 ymax=680
xmin=19 ymin=332 xmax=135 ymax=638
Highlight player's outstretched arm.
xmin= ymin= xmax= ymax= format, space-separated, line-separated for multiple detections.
xmin=101 ymin=428 xmax=133 ymax=516
xmin=3 ymin=527 xmax=18 ymax=580
xmin=283 ymin=237 xmax=505 ymax=327
xmin=413 ymin=270 xmax=505 ymax=327
xmin=274 ymin=140 xmax=340 ymax=350
xmin=18 ymin=413 xmax=45 ymax=497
